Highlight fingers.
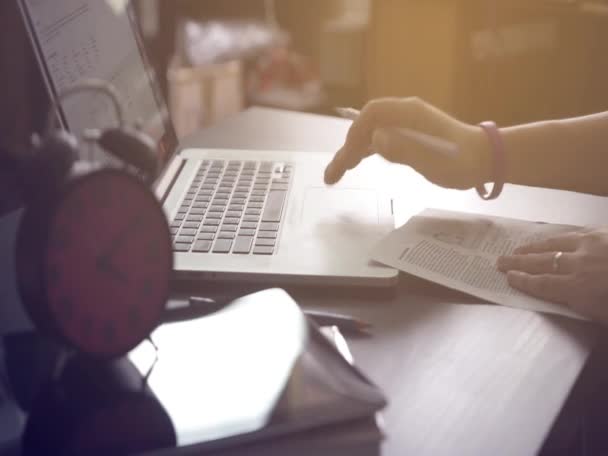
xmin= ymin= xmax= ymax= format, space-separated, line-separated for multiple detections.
xmin=514 ymin=233 xmax=582 ymax=255
xmin=324 ymin=146 xmax=359 ymax=184
xmin=506 ymin=271 xmax=572 ymax=304
xmin=497 ymin=252 xmax=578 ymax=275
xmin=325 ymin=98 xmax=430 ymax=184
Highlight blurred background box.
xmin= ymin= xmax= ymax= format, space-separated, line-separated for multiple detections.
xmin=168 ymin=59 xmax=244 ymax=139
xmin=320 ymin=14 xmax=369 ymax=109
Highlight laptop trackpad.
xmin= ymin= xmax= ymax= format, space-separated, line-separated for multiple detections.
xmin=301 ymin=188 xmax=380 ymax=227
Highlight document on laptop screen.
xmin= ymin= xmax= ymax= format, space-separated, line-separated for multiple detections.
xmin=372 ymin=208 xmax=585 ymax=320
xmin=22 ymin=0 xmax=172 ymax=164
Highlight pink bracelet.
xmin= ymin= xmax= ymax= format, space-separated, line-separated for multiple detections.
xmin=475 ymin=121 xmax=505 ymax=201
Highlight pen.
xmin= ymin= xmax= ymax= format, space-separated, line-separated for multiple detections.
xmin=164 ymin=297 xmax=372 ymax=335
xmin=303 ymin=310 xmax=372 ymax=335
xmin=336 ymin=107 xmax=460 ymax=158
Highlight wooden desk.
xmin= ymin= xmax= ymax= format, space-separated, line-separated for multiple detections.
xmin=183 ymin=107 xmax=603 ymax=455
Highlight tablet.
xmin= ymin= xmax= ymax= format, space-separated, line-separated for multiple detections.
xmin=129 ymin=288 xmax=387 ymax=453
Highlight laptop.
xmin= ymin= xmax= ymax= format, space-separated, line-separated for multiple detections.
xmin=18 ymin=0 xmax=398 ymax=288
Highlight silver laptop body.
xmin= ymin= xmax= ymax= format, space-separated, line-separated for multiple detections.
xmin=20 ymin=0 xmax=398 ymax=288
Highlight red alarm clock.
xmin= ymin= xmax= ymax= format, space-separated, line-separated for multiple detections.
xmin=17 ymin=168 xmax=172 ymax=358
xmin=15 ymin=79 xmax=172 ymax=358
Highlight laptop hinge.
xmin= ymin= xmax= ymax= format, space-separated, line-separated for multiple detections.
xmin=155 ymin=157 xmax=186 ymax=203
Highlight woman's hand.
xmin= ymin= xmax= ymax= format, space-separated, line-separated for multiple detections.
xmin=324 ymin=97 xmax=492 ymax=189
xmin=497 ymin=229 xmax=608 ymax=325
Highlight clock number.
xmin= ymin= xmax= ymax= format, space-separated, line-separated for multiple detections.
xmin=145 ymin=241 xmax=161 ymax=262
xmin=102 ymin=321 xmax=116 ymax=343
xmin=128 ymin=305 xmax=141 ymax=327
xmin=141 ymin=279 xmax=154 ymax=298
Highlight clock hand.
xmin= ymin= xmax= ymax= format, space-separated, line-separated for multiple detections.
xmin=99 ymin=213 xmax=147 ymax=262
xmin=96 ymin=255 xmax=129 ymax=284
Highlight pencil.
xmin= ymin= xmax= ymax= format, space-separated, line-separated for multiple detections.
xmin=336 ymin=107 xmax=460 ymax=158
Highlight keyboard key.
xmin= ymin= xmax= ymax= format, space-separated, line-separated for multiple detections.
xmin=201 ymin=185 xmax=215 ymax=191
xmin=253 ymin=246 xmax=274 ymax=255
xmin=249 ymin=196 xmax=265 ymax=203
xmin=252 ymin=190 xmax=266 ymax=197
xmin=209 ymin=206 xmax=226 ymax=213
xmin=220 ymin=225 xmax=238 ymax=232
xmin=223 ymin=218 xmax=241 ymax=225
xmin=203 ymin=219 xmax=221 ymax=226
xmin=190 ymin=208 xmax=206 ymax=215
xmin=176 ymin=236 xmax=194 ymax=244
xmin=255 ymin=238 xmax=276 ymax=247
xmin=180 ymin=228 xmax=198 ymax=236
xmin=241 ymin=222 xmax=258 ymax=230
xmin=271 ymin=184 xmax=289 ymax=191
xmin=173 ymin=243 xmax=190 ymax=252
xmin=231 ymin=198 xmax=246 ymax=205
xmin=244 ymin=216 xmax=260 ymax=223
xmin=171 ymin=221 xmax=182 ymax=228
xmin=174 ymin=214 xmax=185 ymax=221
xmin=239 ymin=229 xmax=256 ymax=237
xmin=201 ymin=226 xmax=218 ymax=233
xmin=257 ymin=231 xmax=278 ymax=239
xmin=248 ymin=202 xmax=264 ymax=209
xmin=192 ymin=202 xmax=208 ymax=209
xmin=226 ymin=211 xmax=242 ymax=218
xmin=206 ymin=212 xmax=223 ymax=220
xmin=195 ymin=196 xmax=212 ymax=203
xmin=213 ymin=239 xmax=233 ymax=254
xmin=218 ymin=232 xmax=236 ymax=240
xmin=228 ymin=205 xmax=245 ymax=212
xmin=193 ymin=241 xmax=212 ymax=253
xmin=183 ymin=222 xmax=201 ymax=229
xmin=245 ymin=209 xmax=262 ymax=216
xmin=233 ymin=236 xmax=254 ymax=254
xmin=262 ymin=191 xmax=287 ymax=222
xmin=186 ymin=215 xmax=204 ymax=222
xmin=170 ymin=227 xmax=179 ymax=235
xmin=272 ymin=178 xmax=290 ymax=184
xmin=198 ymin=233 xmax=215 ymax=241
xmin=233 ymin=192 xmax=248 ymax=199
xmin=260 ymin=222 xmax=280 ymax=231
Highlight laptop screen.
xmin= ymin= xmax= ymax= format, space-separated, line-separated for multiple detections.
xmin=19 ymin=0 xmax=177 ymax=172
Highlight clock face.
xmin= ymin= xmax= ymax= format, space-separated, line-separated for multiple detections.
xmin=43 ymin=169 xmax=172 ymax=357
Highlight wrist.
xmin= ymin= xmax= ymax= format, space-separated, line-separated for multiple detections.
xmin=475 ymin=121 xmax=506 ymax=200
xmin=468 ymin=125 xmax=494 ymax=186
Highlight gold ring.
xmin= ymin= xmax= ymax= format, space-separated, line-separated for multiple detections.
xmin=552 ymin=251 xmax=563 ymax=274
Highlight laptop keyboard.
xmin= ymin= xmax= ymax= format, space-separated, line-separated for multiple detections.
xmin=170 ymin=160 xmax=292 ymax=255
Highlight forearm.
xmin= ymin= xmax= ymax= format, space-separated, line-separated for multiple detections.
xmin=498 ymin=112 xmax=608 ymax=195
